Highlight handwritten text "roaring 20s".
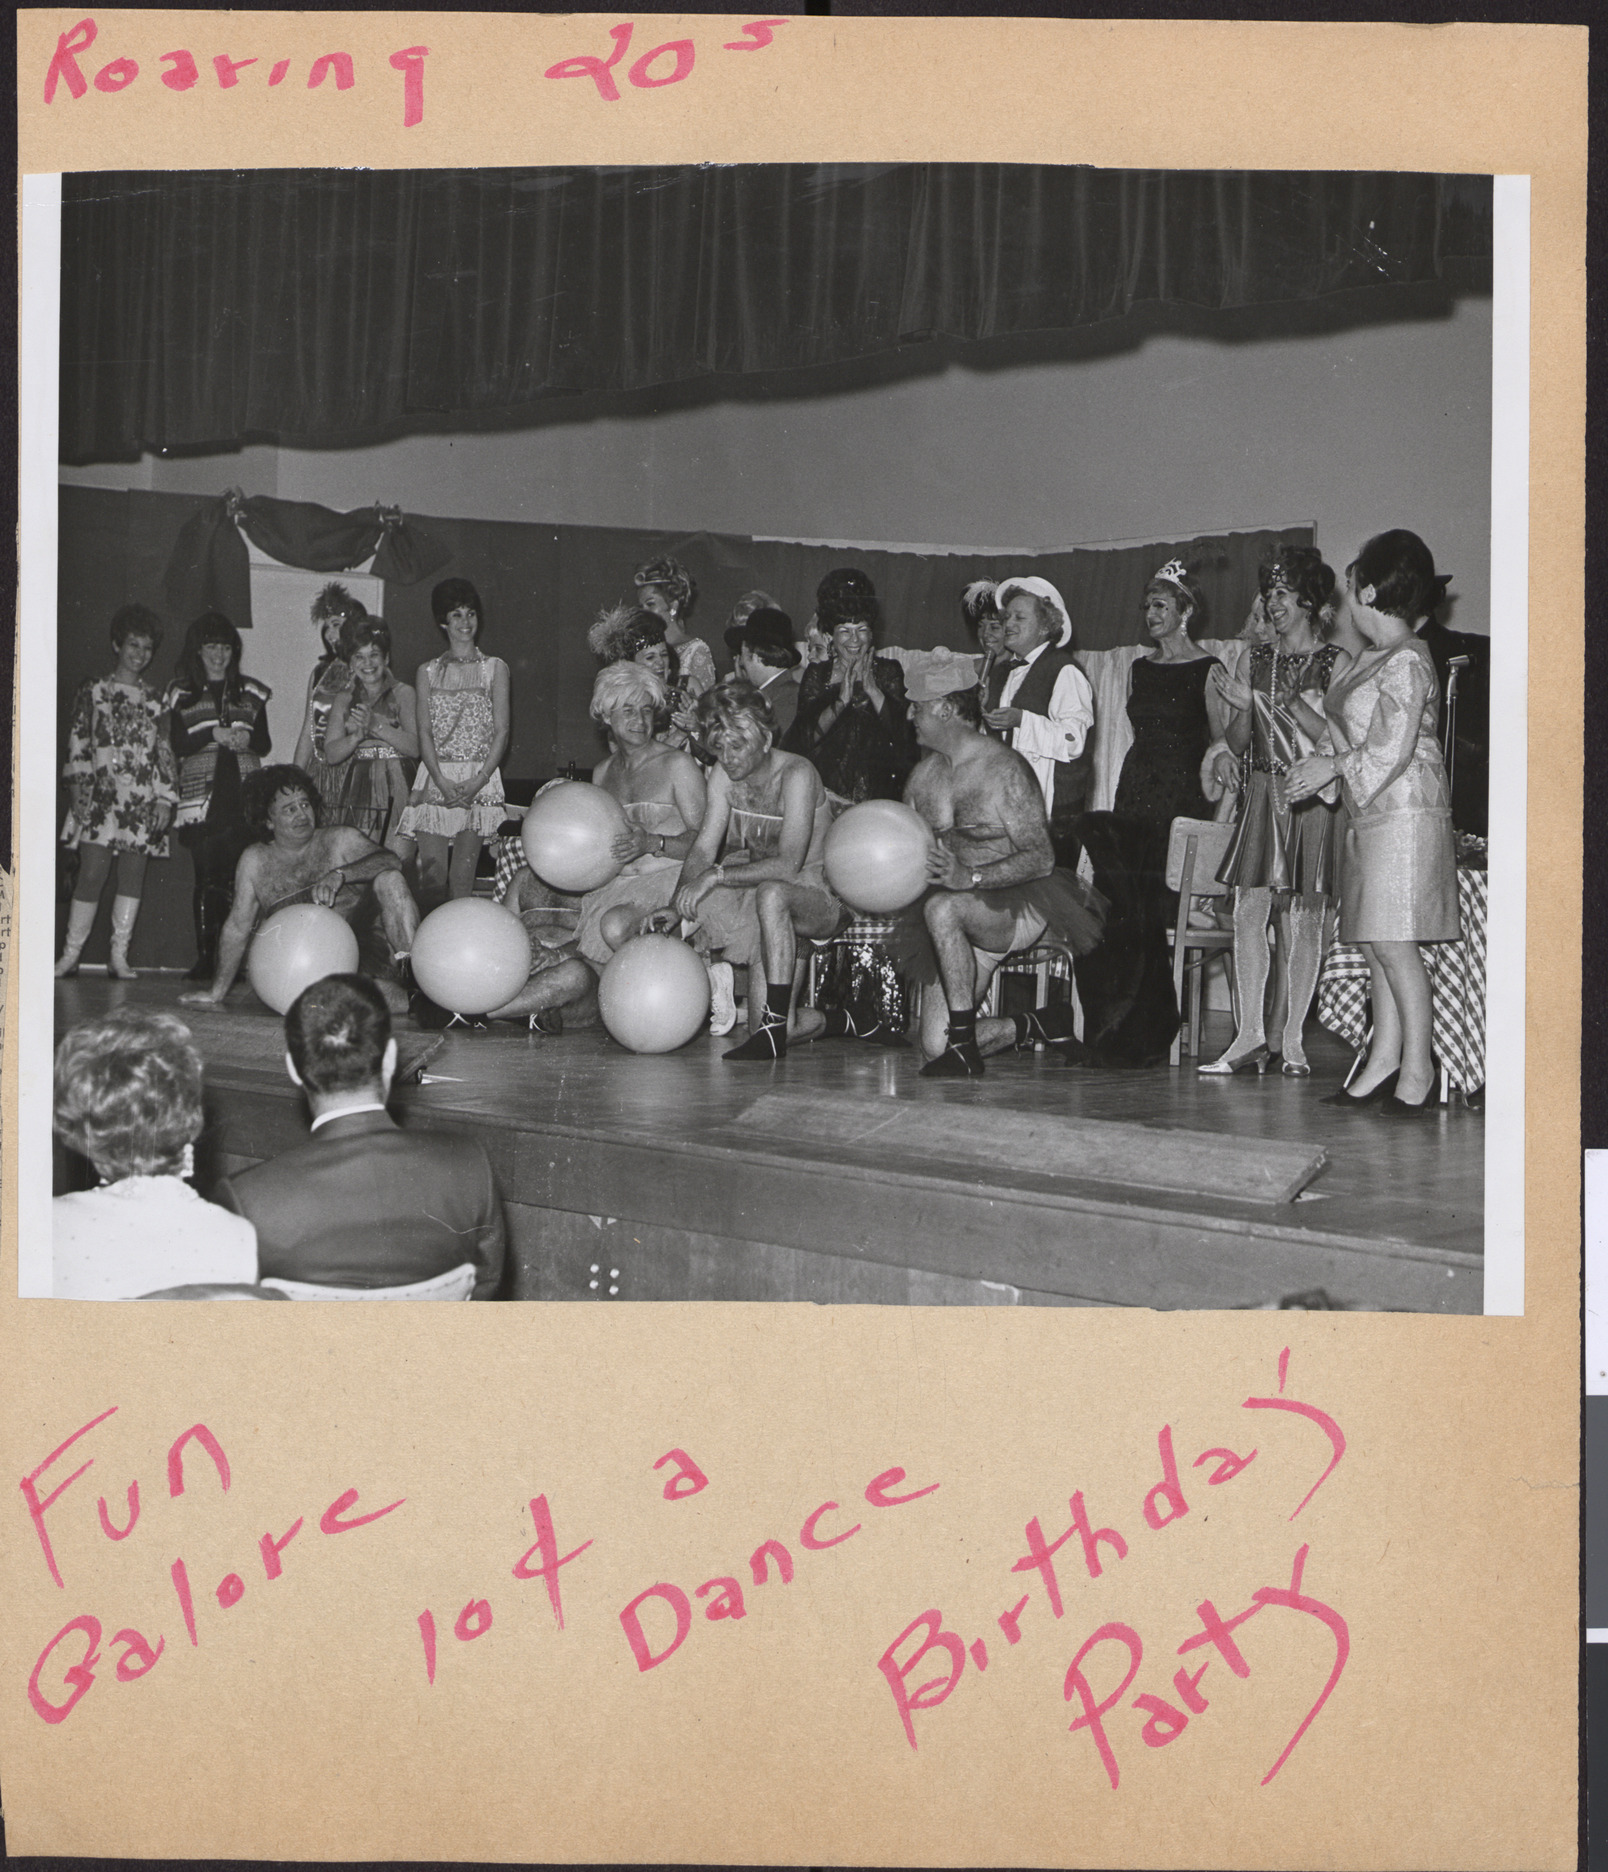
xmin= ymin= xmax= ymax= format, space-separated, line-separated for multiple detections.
xmin=41 ymin=18 xmax=791 ymax=128
xmin=42 ymin=19 xmax=431 ymax=126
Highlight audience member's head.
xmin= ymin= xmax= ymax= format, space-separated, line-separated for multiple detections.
xmin=244 ymin=764 xmax=322 ymax=842
xmin=285 ymin=974 xmax=396 ymax=1106
xmin=54 ymin=1008 xmax=207 ymax=1183
xmin=110 ymin=603 xmax=164 ymax=660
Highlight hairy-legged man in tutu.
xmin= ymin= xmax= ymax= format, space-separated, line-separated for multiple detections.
xmin=179 ymin=765 xmax=419 ymax=1017
xmin=896 ymin=651 xmax=1106 ymax=1078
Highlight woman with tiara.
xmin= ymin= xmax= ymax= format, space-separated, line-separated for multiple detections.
xmin=1112 ymin=559 xmax=1228 ymax=853
xmin=1204 ymin=545 xmax=1350 ymax=1077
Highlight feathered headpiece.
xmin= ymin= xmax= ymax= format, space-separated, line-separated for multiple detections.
xmin=588 ymin=601 xmax=638 ymax=663
xmin=311 ymin=581 xmax=356 ymax=624
xmin=961 ymin=580 xmax=1000 ymax=625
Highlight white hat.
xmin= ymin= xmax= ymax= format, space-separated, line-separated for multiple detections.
xmin=995 ymin=575 xmax=1073 ymax=649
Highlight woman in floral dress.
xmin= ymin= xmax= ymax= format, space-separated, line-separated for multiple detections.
xmin=55 ymin=605 xmax=180 ymax=979
xmin=394 ymin=578 xmax=510 ymax=907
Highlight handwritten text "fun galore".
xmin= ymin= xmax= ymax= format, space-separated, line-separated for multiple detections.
xmin=42 ymin=20 xmax=430 ymax=127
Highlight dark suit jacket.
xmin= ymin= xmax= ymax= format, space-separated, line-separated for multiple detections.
xmin=215 ymin=1110 xmax=507 ymax=1299
xmin=757 ymin=669 xmax=800 ymax=743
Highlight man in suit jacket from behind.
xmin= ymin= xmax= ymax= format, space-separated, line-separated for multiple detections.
xmin=727 ymin=607 xmax=802 ymax=743
xmin=215 ymin=973 xmax=507 ymax=1298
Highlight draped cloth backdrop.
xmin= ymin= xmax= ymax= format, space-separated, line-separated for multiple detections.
xmin=60 ymin=166 xmax=1492 ymax=462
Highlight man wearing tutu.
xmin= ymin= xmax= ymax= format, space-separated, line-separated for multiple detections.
xmin=898 ymin=651 xmax=1106 ymax=1078
xmin=670 ymin=678 xmax=847 ymax=1060
xmin=481 ymin=865 xmax=602 ymax=1033
xmin=215 ymin=974 xmax=506 ymax=1298
xmin=179 ymin=766 xmax=421 ymax=1016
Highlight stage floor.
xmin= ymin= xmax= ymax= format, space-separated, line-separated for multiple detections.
xmin=54 ymin=974 xmax=1485 ymax=1312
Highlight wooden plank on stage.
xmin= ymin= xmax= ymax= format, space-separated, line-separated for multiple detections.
xmin=731 ymin=1091 xmax=1328 ymax=1205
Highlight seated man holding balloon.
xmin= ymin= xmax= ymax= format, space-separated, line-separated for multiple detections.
xmin=179 ymin=765 xmax=420 ymax=1018
xmin=895 ymin=651 xmax=1106 ymax=1078
xmin=667 ymin=678 xmax=851 ymax=1060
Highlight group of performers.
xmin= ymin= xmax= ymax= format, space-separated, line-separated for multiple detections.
xmin=57 ymin=531 xmax=1475 ymax=1111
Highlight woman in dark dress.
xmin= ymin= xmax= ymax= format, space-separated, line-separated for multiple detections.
xmin=1204 ymin=545 xmax=1351 ymax=1077
xmin=164 ymin=613 xmax=272 ymax=979
xmin=784 ymin=568 xmax=916 ymax=806
xmin=1112 ymin=560 xmax=1228 ymax=841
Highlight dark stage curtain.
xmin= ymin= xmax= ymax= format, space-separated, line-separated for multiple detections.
xmin=60 ymin=167 xmax=1492 ymax=462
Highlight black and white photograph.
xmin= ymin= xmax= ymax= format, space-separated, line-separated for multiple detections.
xmin=22 ymin=162 xmax=1519 ymax=1311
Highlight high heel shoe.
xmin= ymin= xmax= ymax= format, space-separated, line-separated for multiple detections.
xmin=1281 ymin=1059 xmax=1311 ymax=1078
xmin=1381 ymin=1058 xmax=1442 ymax=1116
xmin=1320 ymin=1068 xmax=1399 ymax=1109
xmin=1198 ymin=1044 xmax=1273 ymax=1077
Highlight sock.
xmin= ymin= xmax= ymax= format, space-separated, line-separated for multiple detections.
xmin=920 ymin=1006 xmax=985 ymax=1078
xmin=724 ymin=982 xmax=795 ymax=1062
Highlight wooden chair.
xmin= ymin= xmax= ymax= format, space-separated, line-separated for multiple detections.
xmin=982 ymin=938 xmax=1081 ymax=1048
xmin=1164 ymin=817 xmax=1238 ymax=1067
xmin=260 ymin=1261 xmax=479 ymax=1302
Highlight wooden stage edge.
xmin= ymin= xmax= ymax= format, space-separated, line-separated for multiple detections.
xmin=58 ymin=976 xmax=1486 ymax=1313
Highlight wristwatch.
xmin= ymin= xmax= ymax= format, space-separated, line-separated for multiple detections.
xmin=970 ymin=870 xmax=983 ymax=888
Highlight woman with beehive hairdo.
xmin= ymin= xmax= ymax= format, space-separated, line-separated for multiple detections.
xmin=784 ymin=568 xmax=917 ymax=805
xmin=634 ymin=555 xmax=717 ymax=702
xmin=1285 ymin=529 xmax=1460 ymax=1116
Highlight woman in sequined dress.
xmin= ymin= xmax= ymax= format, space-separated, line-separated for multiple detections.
xmin=1286 ymin=531 xmax=1460 ymax=1115
xmin=1204 ymin=546 xmax=1350 ymax=1077
xmin=394 ymin=578 xmax=510 ymax=908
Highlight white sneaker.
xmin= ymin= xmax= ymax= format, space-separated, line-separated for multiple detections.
xmin=708 ymin=962 xmax=737 ymax=1036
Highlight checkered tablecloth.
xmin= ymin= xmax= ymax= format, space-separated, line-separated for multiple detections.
xmin=1316 ymin=866 xmax=1487 ymax=1094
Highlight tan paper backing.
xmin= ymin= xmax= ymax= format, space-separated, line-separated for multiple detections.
xmin=5 ymin=14 xmax=1585 ymax=1865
